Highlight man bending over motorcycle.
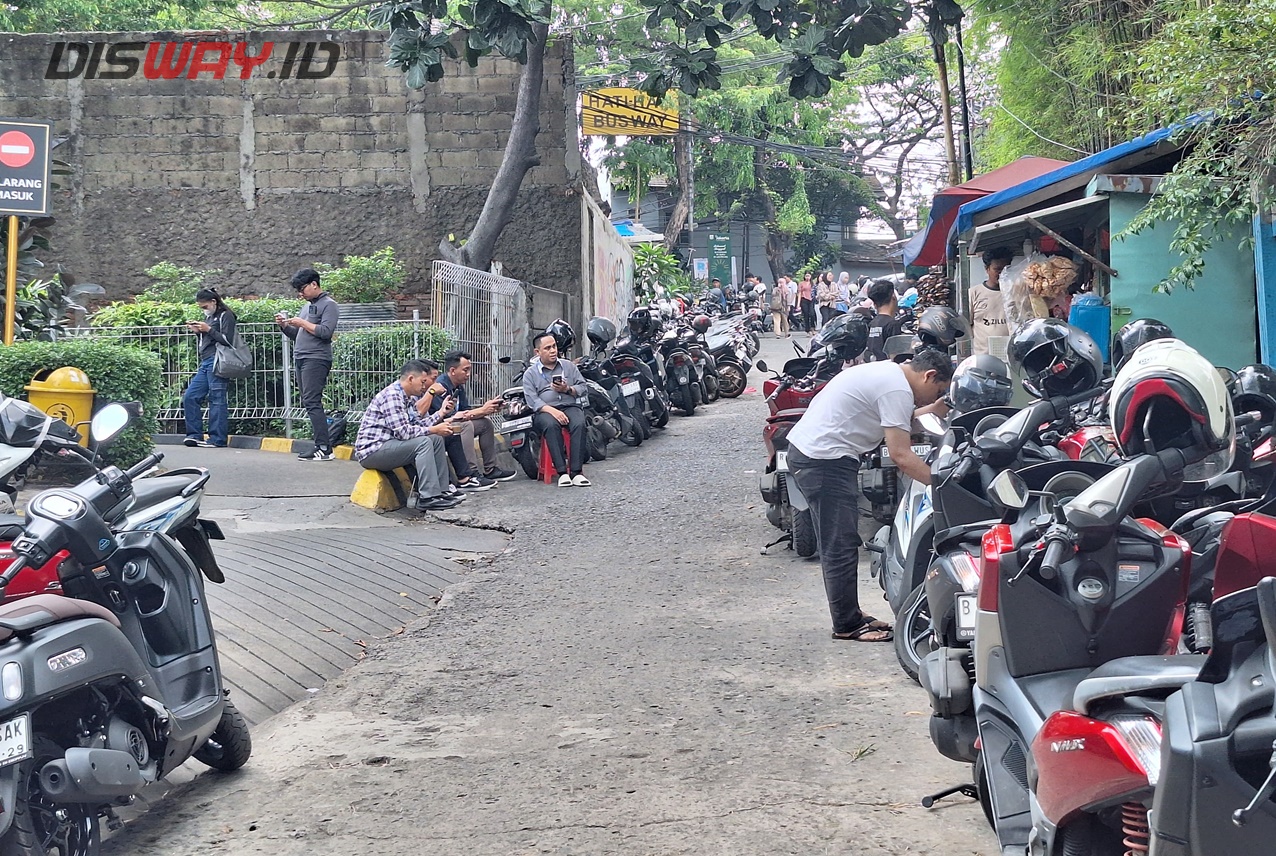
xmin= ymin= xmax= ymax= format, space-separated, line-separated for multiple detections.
xmin=786 ymin=349 xmax=953 ymax=642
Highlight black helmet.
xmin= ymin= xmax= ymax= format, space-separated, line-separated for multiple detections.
xmin=545 ymin=318 xmax=575 ymax=354
xmin=586 ymin=317 xmax=617 ymax=349
xmin=627 ymin=307 xmax=655 ymax=338
xmin=916 ymin=306 xmax=971 ymax=350
xmin=819 ymin=313 xmax=869 ymax=362
xmin=1007 ymin=318 xmax=1103 ymax=398
xmin=950 ymin=354 xmax=1014 ymax=412
xmin=690 ymin=314 xmax=713 ymax=335
xmin=1111 ymin=318 xmax=1174 ymax=372
xmin=1234 ymin=364 xmax=1276 ymax=424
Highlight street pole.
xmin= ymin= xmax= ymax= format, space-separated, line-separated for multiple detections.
xmin=931 ymin=33 xmax=961 ymax=186
xmin=955 ymin=20 xmax=975 ymax=181
xmin=4 ymin=216 xmax=17 ymax=346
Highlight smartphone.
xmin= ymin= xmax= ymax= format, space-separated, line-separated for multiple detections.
xmin=552 ymin=374 xmax=564 ymax=385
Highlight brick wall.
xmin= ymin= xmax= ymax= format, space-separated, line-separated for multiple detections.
xmin=0 ymin=31 xmax=584 ymax=307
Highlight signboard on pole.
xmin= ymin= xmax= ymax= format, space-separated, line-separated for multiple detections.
xmin=0 ymin=121 xmax=51 ymax=216
xmin=708 ymin=233 xmax=732 ymax=289
xmin=581 ymin=88 xmax=679 ymax=136
xmin=692 ymin=257 xmax=708 ymax=282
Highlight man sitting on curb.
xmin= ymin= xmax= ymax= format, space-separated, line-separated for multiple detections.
xmin=522 ymin=332 xmax=590 ymax=487
xmin=427 ymin=349 xmax=516 ymax=489
xmin=355 ymin=359 xmax=463 ymax=512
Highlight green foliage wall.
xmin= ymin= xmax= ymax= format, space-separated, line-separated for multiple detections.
xmin=0 ymin=342 xmax=162 ymax=466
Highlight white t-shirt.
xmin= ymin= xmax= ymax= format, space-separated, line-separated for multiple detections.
xmin=970 ymin=283 xmax=1009 ymax=356
xmin=787 ymin=361 xmax=915 ymax=459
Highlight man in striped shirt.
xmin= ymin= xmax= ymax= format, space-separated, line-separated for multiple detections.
xmin=355 ymin=359 xmax=461 ymax=512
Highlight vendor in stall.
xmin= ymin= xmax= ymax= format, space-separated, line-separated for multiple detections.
xmin=970 ymin=247 xmax=1013 ymax=356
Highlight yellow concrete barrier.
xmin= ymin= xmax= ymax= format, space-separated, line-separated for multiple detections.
xmin=349 ymin=468 xmax=412 ymax=511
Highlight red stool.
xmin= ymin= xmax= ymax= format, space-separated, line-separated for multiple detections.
xmin=538 ymin=428 xmax=572 ymax=484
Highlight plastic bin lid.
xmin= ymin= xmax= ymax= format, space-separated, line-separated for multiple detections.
xmin=26 ymin=367 xmax=94 ymax=391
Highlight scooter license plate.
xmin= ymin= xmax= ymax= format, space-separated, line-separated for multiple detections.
xmin=0 ymin=714 xmax=32 ymax=768
xmin=776 ymin=450 xmax=788 ymax=473
xmin=620 ymin=380 xmax=641 ymax=396
xmin=501 ymin=416 xmax=533 ymax=433
xmin=912 ymin=444 xmax=931 ymax=456
xmin=955 ymin=593 xmax=977 ymax=641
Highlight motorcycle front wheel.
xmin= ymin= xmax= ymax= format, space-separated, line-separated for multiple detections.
xmin=4 ymin=737 xmax=100 ymax=856
xmin=194 ymin=699 xmax=253 ymax=772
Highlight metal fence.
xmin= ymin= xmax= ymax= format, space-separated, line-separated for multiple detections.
xmin=81 ymin=315 xmax=449 ymax=437
xmin=430 ymin=260 xmax=530 ymax=403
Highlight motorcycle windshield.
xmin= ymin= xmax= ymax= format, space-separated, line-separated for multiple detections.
xmin=0 ymin=398 xmax=52 ymax=447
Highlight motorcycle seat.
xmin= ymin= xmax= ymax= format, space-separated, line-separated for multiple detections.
xmin=0 ymin=514 xmax=24 ymax=541
xmin=130 ymin=474 xmax=201 ymax=509
xmin=1071 ymin=655 xmax=1203 ymax=716
xmin=0 ymin=593 xmax=120 ymax=641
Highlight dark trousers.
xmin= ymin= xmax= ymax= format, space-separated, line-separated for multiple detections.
xmin=444 ymin=433 xmax=478 ymax=480
xmin=182 ymin=356 xmax=228 ymax=446
xmin=800 ymin=297 xmax=816 ymax=332
xmin=788 ymin=447 xmax=865 ymax=633
xmin=533 ymin=405 xmax=586 ymax=475
xmin=296 ymin=358 xmax=331 ymax=450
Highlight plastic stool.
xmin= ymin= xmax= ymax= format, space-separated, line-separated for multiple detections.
xmin=538 ymin=428 xmax=572 ymax=484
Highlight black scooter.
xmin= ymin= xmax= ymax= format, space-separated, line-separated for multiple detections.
xmin=0 ymin=404 xmax=248 ymax=853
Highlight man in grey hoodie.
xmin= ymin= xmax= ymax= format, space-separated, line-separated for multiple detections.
xmin=278 ymin=268 xmax=341 ymax=461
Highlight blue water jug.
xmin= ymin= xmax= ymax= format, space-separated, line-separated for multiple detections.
xmin=1069 ymin=295 xmax=1111 ymax=363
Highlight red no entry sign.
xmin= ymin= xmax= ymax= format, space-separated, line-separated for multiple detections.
xmin=0 ymin=132 xmax=34 ymax=169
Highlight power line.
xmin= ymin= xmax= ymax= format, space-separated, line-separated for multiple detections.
xmin=993 ymin=102 xmax=1092 ymax=155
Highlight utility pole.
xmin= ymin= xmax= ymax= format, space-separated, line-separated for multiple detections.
xmin=931 ymin=32 xmax=961 ymax=186
xmin=955 ymin=19 xmax=975 ymax=181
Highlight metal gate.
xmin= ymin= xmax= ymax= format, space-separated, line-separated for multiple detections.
xmin=430 ymin=260 xmax=529 ymax=402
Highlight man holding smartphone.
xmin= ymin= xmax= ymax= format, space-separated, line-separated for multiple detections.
xmin=426 ymin=349 xmax=516 ymax=490
xmin=521 ymin=332 xmax=590 ymax=487
xmin=278 ymin=268 xmax=340 ymax=461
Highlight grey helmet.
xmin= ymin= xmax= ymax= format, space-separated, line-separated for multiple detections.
xmin=950 ymin=354 xmax=1014 ymax=412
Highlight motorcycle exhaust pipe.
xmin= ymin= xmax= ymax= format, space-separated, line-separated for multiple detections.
xmin=40 ymin=748 xmax=148 ymax=802
xmin=591 ymin=416 xmax=620 ymax=440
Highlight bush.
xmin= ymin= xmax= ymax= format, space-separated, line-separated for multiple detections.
xmin=139 ymin=262 xmax=222 ymax=304
xmin=327 ymin=324 xmax=453 ymax=417
xmin=314 ymin=247 xmax=405 ymax=304
xmin=91 ymin=296 xmax=304 ymax=328
xmin=0 ymin=341 xmax=162 ymax=466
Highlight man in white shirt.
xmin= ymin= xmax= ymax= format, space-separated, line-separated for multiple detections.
xmin=786 ymin=350 xmax=953 ymax=641
xmin=970 ymin=247 xmax=1013 ymax=356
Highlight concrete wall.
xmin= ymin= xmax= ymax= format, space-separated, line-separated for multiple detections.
xmin=0 ymin=31 xmax=583 ymax=311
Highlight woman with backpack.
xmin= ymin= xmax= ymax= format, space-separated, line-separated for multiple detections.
xmin=182 ymin=287 xmax=237 ymax=448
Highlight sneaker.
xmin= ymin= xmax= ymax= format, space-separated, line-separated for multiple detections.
xmin=298 ymin=448 xmax=335 ymax=462
xmin=572 ymin=474 xmax=592 ymax=487
xmin=458 ymin=476 xmax=494 ymax=491
xmin=417 ymin=495 xmax=462 ymax=511
xmin=485 ymin=467 xmax=517 ymax=482
xmin=183 ymin=438 xmax=200 ymax=447
xmin=194 ymin=440 xmax=219 ymax=448
xmin=558 ymin=473 xmax=572 ymax=487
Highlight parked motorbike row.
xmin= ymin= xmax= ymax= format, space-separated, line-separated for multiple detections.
xmin=498 ymin=307 xmax=763 ymax=479
xmin=844 ymin=314 xmax=1276 ymax=855
xmin=0 ymin=394 xmax=249 ymax=854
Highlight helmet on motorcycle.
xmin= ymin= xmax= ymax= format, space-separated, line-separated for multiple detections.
xmin=819 ymin=313 xmax=869 ymax=362
xmin=545 ymin=318 xmax=575 ymax=355
xmin=1110 ymin=338 xmax=1233 ymax=471
xmin=690 ymin=314 xmax=713 ymax=335
xmin=1233 ymin=363 xmax=1276 ymax=424
xmin=627 ymin=307 xmax=655 ymax=338
xmin=915 ymin=306 xmax=971 ymax=350
xmin=1007 ymin=318 xmax=1103 ymax=398
xmin=949 ymin=354 xmax=1014 ymax=412
xmin=586 ymin=316 xmax=617 ymax=350
xmin=1111 ymin=318 xmax=1174 ymax=372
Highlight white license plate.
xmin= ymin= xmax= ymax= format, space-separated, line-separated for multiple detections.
xmin=501 ymin=416 xmax=533 ymax=433
xmin=620 ymin=380 xmax=641 ymax=396
xmin=912 ymin=444 xmax=931 ymax=456
xmin=776 ymin=450 xmax=788 ymax=473
xmin=0 ymin=714 xmax=31 ymax=768
xmin=955 ymin=593 xmax=977 ymax=641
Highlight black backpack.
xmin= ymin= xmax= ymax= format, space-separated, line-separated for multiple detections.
xmin=325 ymin=411 xmax=350 ymax=447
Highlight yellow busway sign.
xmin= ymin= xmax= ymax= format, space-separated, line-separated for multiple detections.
xmin=581 ymin=88 xmax=679 ymax=136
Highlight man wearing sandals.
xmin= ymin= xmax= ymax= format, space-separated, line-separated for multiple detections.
xmin=786 ymin=350 xmax=953 ymax=642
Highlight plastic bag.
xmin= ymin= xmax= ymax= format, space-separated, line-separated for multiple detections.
xmin=1000 ymin=242 xmax=1049 ymax=330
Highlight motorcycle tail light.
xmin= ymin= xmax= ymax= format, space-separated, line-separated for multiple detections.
xmin=1109 ymin=715 xmax=1162 ymax=786
xmin=1 ymin=662 xmax=20 ymax=699
xmin=951 ymin=552 xmax=980 ymax=593
xmin=978 ymin=524 xmax=1015 ymax=612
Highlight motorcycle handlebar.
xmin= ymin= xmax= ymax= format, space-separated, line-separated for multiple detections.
xmin=950 ymin=451 xmax=978 ymax=484
xmin=1040 ymin=534 xmax=1070 ymax=580
xmin=126 ymin=452 xmax=164 ymax=480
xmin=0 ymin=555 xmax=28 ymax=590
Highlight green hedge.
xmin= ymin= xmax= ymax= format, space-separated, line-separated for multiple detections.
xmin=0 ymin=341 xmax=162 ymax=466
xmin=91 ymin=296 xmax=305 ymax=328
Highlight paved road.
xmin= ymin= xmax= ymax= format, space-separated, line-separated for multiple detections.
xmin=104 ymin=335 xmax=998 ymax=856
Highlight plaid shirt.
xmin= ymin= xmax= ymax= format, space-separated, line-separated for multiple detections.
xmin=354 ymin=381 xmax=443 ymax=461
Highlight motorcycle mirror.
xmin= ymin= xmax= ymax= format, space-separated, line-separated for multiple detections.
xmin=755 ymin=360 xmax=768 ymax=373
xmin=90 ymin=403 xmax=130 ymax=445
xmin=988 ymin=470 xmax=1030 ymax=511
xmin=917 ymin=412 xmax=947 ymax=437
xmin=498 ymin=356 xmax=511 ymax=364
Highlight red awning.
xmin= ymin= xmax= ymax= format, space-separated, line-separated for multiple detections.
xmin=903 ymin=156 xmax=1072 ymax=268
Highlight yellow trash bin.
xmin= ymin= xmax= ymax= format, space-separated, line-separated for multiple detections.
xmin=25 ymin=367 xmax=95 ymax=446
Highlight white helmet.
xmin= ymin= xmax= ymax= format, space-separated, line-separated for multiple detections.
xmin=1109 ymin=338 xmax=1233 ymax=473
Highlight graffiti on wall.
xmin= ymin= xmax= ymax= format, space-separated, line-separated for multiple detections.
xmin=585 ymin=196 xmax=634 ymax=327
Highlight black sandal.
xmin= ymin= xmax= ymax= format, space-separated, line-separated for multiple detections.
xmin=832 ymin=616 xmax=893 ymax=642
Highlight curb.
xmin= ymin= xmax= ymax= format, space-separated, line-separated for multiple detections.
xmin=154 ymin=430 xmax=512 ymax=463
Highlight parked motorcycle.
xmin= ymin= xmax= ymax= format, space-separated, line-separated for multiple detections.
xmin=0 ymin=404 xmax=249 ymax=852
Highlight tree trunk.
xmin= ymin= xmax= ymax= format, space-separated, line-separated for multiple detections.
xmin=438 ymin=23 xmax=547 ymax=271
xmin=662 ymin=127 xmax=693 ymax=252
xmin=751 ymin=145 xmax=787 ymax=283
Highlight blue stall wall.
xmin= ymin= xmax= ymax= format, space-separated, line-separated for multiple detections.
xmin=1108 ymin=193 xmax=1257 ymax=370
xmin=1253 ymin=214 xmax=1276 ymax=365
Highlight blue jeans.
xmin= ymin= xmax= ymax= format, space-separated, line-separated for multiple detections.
xmin=183 ymin=356 xmax=228 ymax=446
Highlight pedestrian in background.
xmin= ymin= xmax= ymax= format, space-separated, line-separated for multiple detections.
xmin=182 ymin=287 xmax=236 ymax=448
xmin=798 ymin=273 xmax=815 ymax=332
xmin=770 ymin=275 xmax=792 ymax=337
xmin=816 ymin=271 xmax=840 ymax=327
xmin=278 ymin=268 xmax=340 ymax=461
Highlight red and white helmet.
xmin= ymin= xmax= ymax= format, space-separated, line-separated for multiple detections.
xmin=1109 ymin=338 xmax=1233 ymax=472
